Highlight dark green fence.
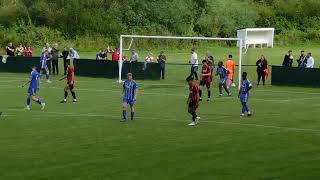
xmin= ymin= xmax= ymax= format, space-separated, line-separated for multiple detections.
xmin=0 ymin=56 xmax=161 ymax=80
xmin=0 ymin=56 xmax=40 ymax=73
xmin=271 ymin=66 xmax=320 ymax=87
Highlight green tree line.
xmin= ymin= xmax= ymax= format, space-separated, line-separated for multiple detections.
xmin=1 ymin=0 xmax=320 ymax=50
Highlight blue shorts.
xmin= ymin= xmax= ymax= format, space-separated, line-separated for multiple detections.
xmin=40 ymin=66 xmax=49 ymax=73
xmin=240 ymin=93 xmax=249 ymax=103
xmin=28 ymin=87 xmax=37 ymax=97
xmin=123 ymin=98 xmax=135 ymax=106
xmin=219 ymin=78 xmax=227 ymax=84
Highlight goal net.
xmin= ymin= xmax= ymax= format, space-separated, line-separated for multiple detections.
xmin=118 ymin=35 xmax=245 ymax=89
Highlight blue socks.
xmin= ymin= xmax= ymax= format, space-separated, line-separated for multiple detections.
xmin=46 ymin=74 xmax=49 ymax=80
xmin=27 ymin=97 xmax=31 ymax=106
xmin=36 ymin=99 xmax=42 ymax=105
xmin=242 ymin=104 xmax=249 ymax=113
xmin=122 ymin=110 xmax=126 ymax=120
xmin=122 ymin=110 xmax=135 ymax=121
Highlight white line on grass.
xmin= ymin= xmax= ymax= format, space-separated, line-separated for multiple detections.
xmin=4 ymin=109 xmax=320 ymax=133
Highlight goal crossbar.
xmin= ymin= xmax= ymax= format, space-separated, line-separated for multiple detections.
xmin=119 ymin=35 xmax=244 ymax=89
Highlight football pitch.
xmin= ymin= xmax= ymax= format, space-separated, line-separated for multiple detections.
xmin=0 ymin=71 xmax=320 ymax=179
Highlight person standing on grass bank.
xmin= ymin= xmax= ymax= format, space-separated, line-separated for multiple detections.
xmin=69 ymin=48 xmax=80 ymax=60
xmin=130 ymin=50 xmax=139 ymax=63
xmin=121 ymin=73 xmax=138 ymax=122
xmin=6 ymin=42 xmax=15 ymax=56
xmin=225 ymin=54 xmax=236 ymax=88
xmin=189 ymin=48 xmax=199 ymax=80
xmin=297 ymin=50 xmax=307 ymax=68
xmin=282 ymin=50 xmax=293 ymax=67
xmin=22 ymin=64 xmax=46 ymax=111
xmin=51 ymin=43 xmax=59 ymax=75
xmin=186 ymin=76 xmax=200 ymax=126
xmin=256 ymin=55 xmax=268 ymax=86
xmin=112 ymin=48 xmax=120 ymax=61
xmin=238 ymin=72 xmax=252 ymax=118
xmin=61 ymin=47 xmax=69 ymax=75
xmin=306 ymin=52 xmax=314 ymax=68
xmin=143 ymin=52 xmax=154 ymax=71
xmin=157 ymin=51 xmax=166 ymax=80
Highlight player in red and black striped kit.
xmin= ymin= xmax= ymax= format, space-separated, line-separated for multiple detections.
xmin=186 ymin=76 xmax=200 ymax=126
xmin=59 ymin=61 xmax=77 ymax=103
xmin=199 ymin=60 xmax=212 ymax=101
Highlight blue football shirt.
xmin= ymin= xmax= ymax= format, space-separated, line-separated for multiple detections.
xmin=123 ymin=80 xmax=138 ymax=100
xmin=29 ymin=70 xmax=39 ymax=89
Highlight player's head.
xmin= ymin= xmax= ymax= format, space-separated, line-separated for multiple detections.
xmin=218 ymin=61 xmax=223 ymax=67
xmin=202 ymin=60 xmax=207 ymax=65
xmin=186 ymin=76 xmax=194 ymax=84
xmin=308 ymin=52 xmax=312 ymax=57
xmin=301 ymin=50 xmax=305 ymax=55
xmin=191 ymin=48 xmax=195 ymax=53
xmin=127 ymin=73 xmax=133 ymax=81
xmin=288 ymin=50 xmax=292 ymax=55
xmin=228 ymin=54 xmax=232 ymax=59
xmin=242 ymin=72 xmax=248 ymax=80
xmin=31 ymin=64 xmax=36 ymax=71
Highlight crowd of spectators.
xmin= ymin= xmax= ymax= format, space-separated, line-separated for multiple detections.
xmin=96 ymin=46 xmax=120 ymax=61
xmin=6 ymin=42 xmax=33 ymax=57
xmin=282 ymin=50 xmax=314 ymax=68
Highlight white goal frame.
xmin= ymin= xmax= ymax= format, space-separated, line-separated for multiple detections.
xmin=119 ymin=35 xmax=244 ymax=90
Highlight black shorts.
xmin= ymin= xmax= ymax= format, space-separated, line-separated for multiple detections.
xmin=200 ymin=80 xmax=210 ymax=88
xmin=188 ymin=102 xmax=199 ymax=111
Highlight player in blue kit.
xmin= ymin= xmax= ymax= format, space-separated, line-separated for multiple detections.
xmin=216 ymin=61 xmax=231 ymax=96
xmin=22 ymin=64 xmax=46 ymax=111
xmin=238 ymin=72 xmax=252 ymax=117
xmin=40 ymin=51 xmax=51 ymax=83
xmin=121 ymin=73 xmax=138 ymax=122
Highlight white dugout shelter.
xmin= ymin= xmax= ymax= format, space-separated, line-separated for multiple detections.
xmin=237 ymin=28 xmax=275 ymax=48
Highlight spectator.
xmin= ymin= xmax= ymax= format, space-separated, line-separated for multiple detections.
xmin=24 ymin=46 xmax=33 ymax=57
xmin=189 ymin=48 xmax=198 ymax=80
xmin=15 ymin=44 xmax=24 ymax=56
xmin=143 ymin=52 xmax=154 ymax=71
xmin=42 ymin=43 xmax=52 ymax=74
xmin=157 ymin=51 xmax=166 ymax=80
xmin=42 ymin=43 xmax=52 ymax=53
xmin=282 ymin=50 xmax=293 ymax=67
xmin=256 ymin=55 xmax=268 ymax=86
xmin=122 ymin=55 xmax=128 ymax=61
xmin=130 ymin=50 xmax=139 ymax=63
xmin=51 ymin=43 xmax=59 ymax=75
xmin=96 ymin=49 xmax=107 ymax=60
xmin=306 ymin=52 xmax=314 ymax=68
xmin=61 ymin=47 xmax=69 ymax=75
xmin=69 ymin=48 xmax=80 ymax=59
xmin=6 ymin=42 xmax=15 ymax=56
xmin=112 ymin=48 xmax=120 ymax=61
xmin=297 ymin=50 xmax=307 ymax=68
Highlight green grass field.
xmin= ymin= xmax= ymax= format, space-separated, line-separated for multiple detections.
xmin=1 ymin=46 xmax=320 ymax=180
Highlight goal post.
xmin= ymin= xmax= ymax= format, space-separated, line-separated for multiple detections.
xmin=119 ymin=35 xmax=244 ymax=89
